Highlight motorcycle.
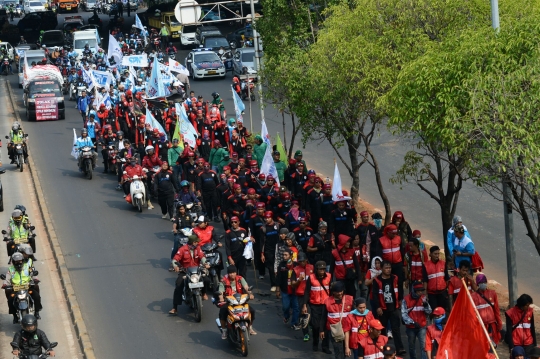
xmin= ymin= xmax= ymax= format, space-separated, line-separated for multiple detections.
xmin=6 ymin=135 xmax=28 ymax=172
xmin=126 ymin=171 xmax=148 ymax=212
xmin=70 ymin=81 xmax=87 ymax=101
xmin=201 ymin=240 xmax=221 ymax=291
xmin=216 ymin=288 xmax=254 ymax=357
xmin=153 ymin=37 xmax=161 ymax=50
xmin=0 ymin=271 xmax=39 ymax=321
xmin=62 ymin=76 xmax=69 ymax=95
xmin=183 ymin=266 xmax=204 ymax=322
xmin=241 ymin=79 xmax=256 ymax=101
xmin=104 ymin=143 xmax=118 ymax=175
xmin=10 ymin=341 xmax=57 ymax=359
xmin=2 ymin=57 xmax=10 ymax=76
xmin=78 ymin=146 xmax=94 ymax=180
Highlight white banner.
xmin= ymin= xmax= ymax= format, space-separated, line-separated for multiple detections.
xmin=168 ymin=59 xmax=190 ymax=76
xmin=122 ymin=53 xmax=149 ymax=67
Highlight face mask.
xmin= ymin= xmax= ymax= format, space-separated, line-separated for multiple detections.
xmin=374 ymin=219 xmax=383 ymax=229
xmin=434 ymin=314 xmax=446 ymax=330
xmin=478 ymin=283 xmax=488 ymax=291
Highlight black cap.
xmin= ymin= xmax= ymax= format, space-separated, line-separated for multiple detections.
xmin=315 ymin=261 xmax=326 ymax=270
xmin=382 ymin=344 xmax=396 ymax=355
xmin=227 ymin=265 xmax=237 ymax=274
xmin=331 ymin=281 xmax=345 ymax=293
xmin=297 ymin=252 xmax=307 ymax=262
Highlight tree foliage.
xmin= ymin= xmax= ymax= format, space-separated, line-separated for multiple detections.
xmin=385 ymin=14 xmax=540 ymax=254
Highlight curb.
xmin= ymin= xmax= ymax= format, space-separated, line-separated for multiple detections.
xmin=6 ymin=81 xmax=96 ymax=359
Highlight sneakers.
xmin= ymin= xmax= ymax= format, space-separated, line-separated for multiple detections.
xmin=387 ymin=330 xmax=393 ymax=339
xmin=161 ymin=214 xmax=168 ymax=219
xmin=303 ymin=334 xmax=310 ymax=342
xmin=116 ymin=184 xmax=122 ymax=191
xmin=12 ymin=315 xmax=18 ymax=324
xmin=249 ymin=326 xmax=257 ymax=335
xmin=292 ymin=324 xmax=301 ymax=330
xmin=221 ymin=331 xmax=227 ymax=340
xmin=147 ymin=201 xmax=154 ymax=209
xmin=270 ymin=286 xmax=277 ymax=292
xmin=34 ymin=311 xmax=40 ymax=319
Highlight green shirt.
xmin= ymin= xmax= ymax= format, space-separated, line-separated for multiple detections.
xmin=274 ymin=160 xmax=286 ymax=182
xmin=168 ymin=146 xmax=182 ymax=166
xmin=160 ymin=27 xmax=170 ymax=36
xmin=253 ymin=143 xmax=267 ymax=167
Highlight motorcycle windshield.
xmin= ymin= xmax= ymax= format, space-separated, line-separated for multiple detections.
xmin=186 ymin=266 xmax=199 ymax=275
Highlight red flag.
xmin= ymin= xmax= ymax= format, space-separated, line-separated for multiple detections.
xmin=438 ymin=281 xmax=491 ymax=358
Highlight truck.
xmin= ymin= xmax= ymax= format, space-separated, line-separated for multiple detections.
xmin=147 ymin=11 xmax=182 ymax=40
xmin=23 ymin=66 xmax=65 ymax=121
xmin=58 ymin=0 xmax=79 ymax=13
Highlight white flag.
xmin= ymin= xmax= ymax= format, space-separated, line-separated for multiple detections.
xmin=108 ymin=33 xmax=123 ymax=66
xmin=260 ymin=119 xmax=271 ymax=146
xmin=332 ymin=162 xmax=351 ymax=202
xmin=168 ymin=59 xmax=190 ymax=76
xmin=260 ymin=145 xmax=280 ymax=186
xmin=175 ymin=103 xmax=198 ymax=148
xmin=70 ymin=128 xmax=78 ymax=159
xmin=135 ymin=14 xmax=145 ymax=31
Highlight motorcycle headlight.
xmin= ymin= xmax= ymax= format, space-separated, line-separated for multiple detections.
xmin=190 ymin=274 xmax=200 ymax=283
xmin=18 ymin=293 xmax=26 ymax=299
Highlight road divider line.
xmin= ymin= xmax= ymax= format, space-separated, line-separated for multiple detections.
xmin=6 ymin=80 xmax=96 ymax=359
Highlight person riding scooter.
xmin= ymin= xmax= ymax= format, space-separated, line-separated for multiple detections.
xmin=11 ymin=314 xmax=56 ymax=357
xmin=7 ymin=122 xmax=28 ymax=164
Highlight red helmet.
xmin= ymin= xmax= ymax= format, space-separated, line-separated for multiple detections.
xmin=249 ymin=160 xmax=258 ymax=167
xmin=104 ymin=124 xmax=112 ymax=131
xmin=126 ymin=89 xmax=132 ymax=97
xmin=258 ymin=173 xmax=266 ymax=180
xmin=239 ymin=158 xmax=245 ymax=163
xmin=197 ymin=109 xmax=203 ymax=115
xmin=191 ymin=97 xmax=197 ymax=103
xmin=256 ymin=202 xmax=265 ymax=209
xmin=213 ymin=140 xmax=221 ymax=147
xmin=196 ymin=102 xmax=203 ymax=107
xmin=197 ymin=158 xmax=204 ymax=164
xmin=266 ymin=175 xmax=275 ymax=181
xmin=223 ymin=166 xmax=231 ymax=172
xmin=282 ymin=193 xmax=291 ymax=200
xmin=187 ymin=151 xmax=195 ymax=157
xmin=153 ymin=128 xmax=159 ymax=135
xmin=123 ymin=101 xmax=128 ymax=107
xmin=227 ymin=177 xmax=235 ymax=183
xmin=247 ymin=188 xmax=256 ymax=195
xmin=233 ymin=184 xmax=241 ymax=190
xmin=100 ymin=103 xmax=106 ymax=109
xmin=230 ymin=216 xmax=240 ymax=222
xmin=323 ymin=184 xmax=331 ymax=190
xmin=264 ymin=211 xmax=273 ymax=218
xmin=231 ymin=152 xmax=238 ymax=159
xmin=289 ymin=159 xmax=297 ymax=166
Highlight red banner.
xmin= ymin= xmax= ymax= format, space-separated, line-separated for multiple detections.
xmin=35 ymin=95 xmax=58 ymax=121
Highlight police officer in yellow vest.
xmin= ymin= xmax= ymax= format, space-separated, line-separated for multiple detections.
xmin=5 ymin=209 xmax=36 ymax=258
xmin=2 ymin=253 xmax=42 ymax=323
xmin=7 ymin=122 xmax=28 ymax=165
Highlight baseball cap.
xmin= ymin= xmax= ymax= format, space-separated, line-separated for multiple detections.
xmin=432 ymin=307 xmax=445 ymax=316
xmin=295 ymin=150 xmax=302 ymax=156
xmin=369 ymin=319 xmax=384 ymax=330
xmin=382 ymin=344 xmax=396 ymax=355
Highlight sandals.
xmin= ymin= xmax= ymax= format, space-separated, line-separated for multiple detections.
xmin=168 ymin=309 xmax=177 ymax=315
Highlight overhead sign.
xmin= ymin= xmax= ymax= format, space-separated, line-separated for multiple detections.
xmin=175 ymin=0 xmax=201 ymax=25
xmin=121 ymin=53 xmax=149 ymax=67
xmin=35 ymin=95 xmax=58 ymax=121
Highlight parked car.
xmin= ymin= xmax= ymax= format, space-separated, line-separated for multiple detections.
xmin=23 ymin=0 xmax=45 ymax=13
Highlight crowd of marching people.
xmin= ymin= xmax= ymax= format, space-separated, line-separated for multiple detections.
xmin=22 ymin=20 xmax=535 ymax=359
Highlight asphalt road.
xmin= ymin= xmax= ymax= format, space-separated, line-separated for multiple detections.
xmin=0 ymin=79 xmax=82 ymax=358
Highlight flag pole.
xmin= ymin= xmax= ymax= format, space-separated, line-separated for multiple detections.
xmin=461 ymin=278 xmax=500 ymax=359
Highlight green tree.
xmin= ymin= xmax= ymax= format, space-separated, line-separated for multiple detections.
xmin=385 ymin=15 xmax=540 ymax=254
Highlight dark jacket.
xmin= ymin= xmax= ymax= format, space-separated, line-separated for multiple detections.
xmin=154 ymin=170 xmax=178 ymax=195
xmin=12 ymin=329 xmax=52 ymax=355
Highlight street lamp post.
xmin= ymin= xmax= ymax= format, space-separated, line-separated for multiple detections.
xmin=248 ymin=0 xmax=265 ymax=126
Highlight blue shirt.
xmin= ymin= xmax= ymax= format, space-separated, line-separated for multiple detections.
xmin=86 ymin=122 xmax=98 ymax=138
xmin=77 ymin=96 xmax=90 ymax=112
xmin=76 ymin=136 xmax=93 ymax=149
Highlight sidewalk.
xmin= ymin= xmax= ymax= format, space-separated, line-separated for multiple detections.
xmin=0 ymin=79 xmax=82 ymax=358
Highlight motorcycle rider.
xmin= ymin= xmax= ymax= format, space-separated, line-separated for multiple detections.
xmin=75 ymin=128 xmax=98 ymax=170
xmin=171 ymin=203 xmax=195 ymax=270
xmin=7 ymin=122 xmax=28 ymax=164
xmin=3 ymin=253 xmax=42 ymax=322
xmin=6 ymin=209 xmax=36 ymax=256
xmin=1 ymin=48 xmax=13 ymax=74
xmin=224 ymin=216 xmax=250 ymax=277
xmin=18 ymin=36 xmax=27 ymax=45
xmin=121 ymin=155 xmax=153 ymax=208
xmin=166 ymin=42 xmax=177 ymax=56
xmin=217 ymin=265 xmax=256 ymax=338
xmin=169 ymin=234 xmax=210 ymax=315
xmin=11 ymin=314 xmax=55 ymax=357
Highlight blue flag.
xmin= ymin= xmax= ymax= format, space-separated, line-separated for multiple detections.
xmin=231 ymin=85 xmax=245 ymax=123
xmin=146 ymin=56 xmax=166 ymax=98
xmin=135 ymin=14 xmax=145 ymax=31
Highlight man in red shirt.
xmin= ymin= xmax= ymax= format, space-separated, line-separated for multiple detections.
xmin=291 ymin=252 xmax=314 ymax=341
xmin=425 ymin=307 xmax=446 ymax=359
xmin=379 ymin=224 xmax=405 ymax=301
xmin=169 ymin=235 xmax=209 ymax=315
xmin=471 ymin=274 xmax=502 ymax=345
xmin=344 ymin=297 xmax=375 ymax=358
xmin=505 ymin=294 xmax=536 ymax=355
xmin=447 ymin=260 xmax=477 ymax=310
xmin=355 ymin=319 xmax=389 ymax=359
xmin=403 ymin=238 xmax=427 ymax=292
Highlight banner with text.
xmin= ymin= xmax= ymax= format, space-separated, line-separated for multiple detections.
xmin=35 ymin=95 xmax=58 ymax=121
xmin=122 ymin=54 xmax=149 ymax=67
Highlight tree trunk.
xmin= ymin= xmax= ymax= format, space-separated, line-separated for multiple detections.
xmin=346 ymin=138 xmax=361 ymax=203
xmin=288 ymin=112 xmax=298 ymax=160
xmin=281 ymin=110 xmax=288 ymax=153
xmin=439 ymin=196 xmax=453 ymax=260
xmin=365 ymin=142 xmax=392 ymax=224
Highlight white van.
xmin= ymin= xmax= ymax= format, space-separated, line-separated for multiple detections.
xmin=73 ymin=29 xmax=101 ymax=59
